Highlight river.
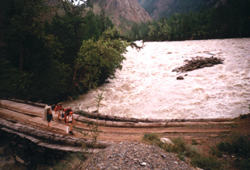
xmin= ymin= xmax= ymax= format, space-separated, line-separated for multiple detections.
xmin=64 ymin=38 xmax=250 ymax=120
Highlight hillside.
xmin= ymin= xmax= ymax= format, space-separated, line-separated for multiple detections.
xmin=138 ymin=0 xmax=224 ymax=19
xmin=90 ymin=0 xmax=152 ymax=32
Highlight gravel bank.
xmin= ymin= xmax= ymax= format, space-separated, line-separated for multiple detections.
xmin=81 ymin=142 xmax=193 ymax=170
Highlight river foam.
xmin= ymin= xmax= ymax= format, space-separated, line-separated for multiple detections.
xmin=65 ymin=38 xmax=250 ymax=119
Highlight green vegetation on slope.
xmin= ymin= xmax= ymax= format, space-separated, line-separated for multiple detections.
xmin=138 ymin=0 xmax=218 ymax=19
xmin=0 ymin=0 xmax=127 ymax=104
xmin=129 ymin=0 xmax=250 ymax=41
xmin=143 ymin=133 xmax=250 ymax=170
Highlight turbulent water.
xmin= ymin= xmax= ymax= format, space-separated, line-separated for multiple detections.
xmin=65 ymin=38 xmax=250 ymax=119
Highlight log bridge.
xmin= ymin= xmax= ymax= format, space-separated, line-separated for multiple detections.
xmin=0 ymin=99 xmax=239 ymax=153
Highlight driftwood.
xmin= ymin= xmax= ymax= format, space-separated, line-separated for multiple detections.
xmin=130 ymin=41 xmax=144 ymax=51
xmin=173 ymin=56 xmax=223 ymax=73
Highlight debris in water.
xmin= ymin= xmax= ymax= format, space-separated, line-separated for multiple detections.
xmin=172 ymin=56 xmax=223 ymax=73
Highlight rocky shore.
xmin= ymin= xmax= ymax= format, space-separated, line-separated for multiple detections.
xmin=81 ymin=142 xmax=193 ymax=170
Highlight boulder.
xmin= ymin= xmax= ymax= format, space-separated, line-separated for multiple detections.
xmin=160 ymin=137 xmax=174 ymax=145
xmin=177 ymin=76 xmax=184 ymax=80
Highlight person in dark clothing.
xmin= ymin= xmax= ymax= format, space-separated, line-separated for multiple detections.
xmin=46 ymin=107 xmax=53 ymax=127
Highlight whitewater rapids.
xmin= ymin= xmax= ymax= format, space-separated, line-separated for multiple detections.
xmin=64 ymin=38 xmax=250 ymax=119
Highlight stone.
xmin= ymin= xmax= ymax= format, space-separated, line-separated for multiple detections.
xmin=177 ymin=76 xmax=184 ymax=80
xmin=161 ymin=154 xmax=166 ymax=158
xmin=160 ymin=138 xmax=174 ymax=145
xmin=140 ymin=162 xmax=147 ymax=166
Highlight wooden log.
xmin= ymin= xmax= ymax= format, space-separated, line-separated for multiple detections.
xmin=0 ymin=99 xmax=43 ymax=117
xmin=75 ymin=110 xmax=168 ymax=123
xmin=0 ymin=100 xmax=233 ymax=129
xmin=8 ymin=98 xmax=46 ymax=108
xmin=0 ymin=118 xmax=109 ymax=148
xmin=74 ymin=114 xmax=168 ymax=128
xmin=1 ymin=127 xmax=101 ymax=153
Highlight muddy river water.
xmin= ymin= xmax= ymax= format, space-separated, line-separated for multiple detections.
xmin=65 ymin=38 xmax=250 ymax=119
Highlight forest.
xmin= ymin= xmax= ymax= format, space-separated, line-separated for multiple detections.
xmin=0 ymin=0 xmax=127 ymax=104
xmin=0 ymin=0 xmax=249 ymax=104
xmin=129 ymin=0 xmax=250 ymax=41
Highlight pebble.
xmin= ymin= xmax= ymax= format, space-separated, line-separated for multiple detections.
xmin=140 ymin=162 xmax=147 ymax=166
xmin=80 ymin=142 xmax=193 ymax=170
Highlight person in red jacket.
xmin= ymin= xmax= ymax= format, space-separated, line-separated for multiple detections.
xmin=54 ymin=103 xmax=64 ymax=121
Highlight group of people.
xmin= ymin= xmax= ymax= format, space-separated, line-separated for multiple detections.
xmin=44 ymin=103 xmax=74 ymax=135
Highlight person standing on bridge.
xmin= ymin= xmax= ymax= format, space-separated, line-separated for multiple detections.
xmin=46 ymin=107 xmax=53 ymax=127
xmin=65 ymin=110 xmax=74 ymax=135
xmin=54 ymin=103 xmax=64 ymax=121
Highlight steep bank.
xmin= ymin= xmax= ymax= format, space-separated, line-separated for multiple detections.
xmin=91 ymin=0 xmax=151 ymax=32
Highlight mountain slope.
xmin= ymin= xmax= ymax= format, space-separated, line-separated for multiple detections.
xmin=91 ymin=0 xmax=152 ymax=31
xmin=138 ymin=0 xmax=223 ymax=19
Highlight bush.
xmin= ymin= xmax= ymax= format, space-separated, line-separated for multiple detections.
xmin=234 ymin=158 xmax=250 ymax=170
xmin=191 ymin=155 xmax=221 ymax=170
xmin=143 ymin=134 xmax=222 ymax=169
xmin=217 ymin=136 xmax=250 ymax=158
xmin=216 ymin=136 xmax=250 ymax=170
xmin=143 ymin=133 xmax=161 ymax=144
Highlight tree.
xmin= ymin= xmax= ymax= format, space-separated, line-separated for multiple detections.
xmin=75 ymin=34 xmax=127 ymax=90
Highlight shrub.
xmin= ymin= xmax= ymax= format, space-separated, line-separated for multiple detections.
xmin=191 ymin=155 xmax=221 ymax=170
xmin=143 ymin=133 xmax=161 ymax=144
xmin=216 ymin=135 xmax=250 ymax=170
xmin=217 ymin=136 xmax=250 ymax=158
xmin=143 ymin=134 xmax=222 ymax=169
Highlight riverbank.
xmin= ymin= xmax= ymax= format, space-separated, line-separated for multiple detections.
xmin=0 ymin=115 xmax=250 ymax=170
xmin=0 ymin=108 xmax=249 ymax=169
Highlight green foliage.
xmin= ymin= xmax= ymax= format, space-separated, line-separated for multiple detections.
xmin=0 ymin=0 xmax=125 ymax=104
xmin=217 ymin=136 xmax=250 ymax=158
xmin=129 ymin=0 xmax=250 ymax=41
xmin=191 ymin=155 xmax=222 ymax=170
xmin=139 ymin=0 xmax=217 ymax=18
xmin=143 ymin=133 xmax=161 ymax=144
xmin=75 ymin=37 xmax=126 ymax=90
xmin=95 ymin=92 xmax=104 ymax=113
xmin=210 ymin=135 xmax=250 ymax=170
xmin=143 ymin=133 xmax=221 ymax=169
xmin=234 ymin=158 xmax=250 ymax=170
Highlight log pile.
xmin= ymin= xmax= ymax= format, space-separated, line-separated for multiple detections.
xmin=173 ymin=56 xmax=223 ymax=73
xmin=74 ymin=110 xmax=231 ymax=128
xmin=0 ymin=118 xmax=109 ymax=152
xmin=75 ymin=110 xmax=167 ymax=123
